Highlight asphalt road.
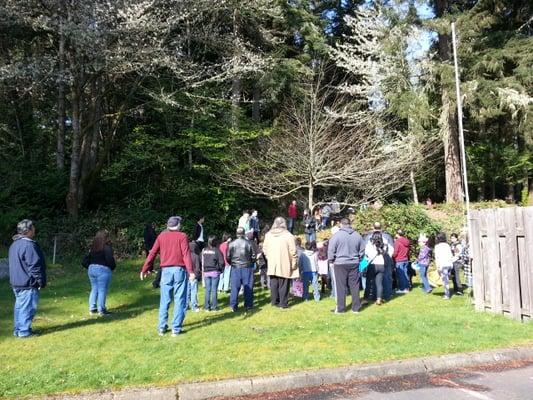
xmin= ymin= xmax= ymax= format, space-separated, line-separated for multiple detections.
xmin=218 ymin=361 xmax=533 ymax=400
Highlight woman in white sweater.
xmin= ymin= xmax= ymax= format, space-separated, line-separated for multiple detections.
xmin=364 ymin=232 xmax=394 ymax=305
xmin=434 ymin=232 xmax=454 ymax=299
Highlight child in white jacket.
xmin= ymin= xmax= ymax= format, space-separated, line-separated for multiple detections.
xmin=434 ymin=232 xmax=454 ymax=299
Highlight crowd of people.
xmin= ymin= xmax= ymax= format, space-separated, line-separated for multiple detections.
xmin=6 ymin=202 xmax=469 ymax=338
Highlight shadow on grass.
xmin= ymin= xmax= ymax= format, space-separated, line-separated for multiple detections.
xmin=1 ymin=268 xmax=407 ymax=337
xmin=43 ymin=284 xmax=293 ymax=334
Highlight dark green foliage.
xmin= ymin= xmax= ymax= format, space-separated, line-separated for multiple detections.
xmin=0 ymin=0 xmax=530 ymax=254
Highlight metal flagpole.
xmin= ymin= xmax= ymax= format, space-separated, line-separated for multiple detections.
xmin=451 ymin=22 xmax=474 ymax=287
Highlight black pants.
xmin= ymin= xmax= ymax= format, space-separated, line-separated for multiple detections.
xmin=334 ymin=264 xmax=360 ymax=312
xmin=452 ymin=261 xmax=463 ymax=292
xmin=152 ymin=268 xmax=162 ymax=288
xmin=374 ymin=264 xmax=385 ymax=299
xmin=270 ymin=276 xmax=290 ymax=308
xmin=364 ymin=265 xmax=376 ymax=300
xmin=260 ymin=267 xmax=268 ymax=288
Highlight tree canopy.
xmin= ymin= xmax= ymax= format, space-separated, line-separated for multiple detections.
xmin=0 ymin=0 xmax=531 ymax=246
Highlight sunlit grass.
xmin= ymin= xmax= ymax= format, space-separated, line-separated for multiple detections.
xmin=1 ymin=258 xmax=532 ymax=398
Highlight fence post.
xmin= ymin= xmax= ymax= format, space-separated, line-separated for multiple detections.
xmin=53 ymin=235 xmax=57 ymax=265
xmin=523 ymin=208 xmax=533 ymax=320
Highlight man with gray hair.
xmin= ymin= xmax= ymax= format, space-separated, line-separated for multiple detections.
xmin=263 ymin=217 xmax=299 ymax=309
xmin=9 ymin=219 xmax=47 ymax=338
xmin=141 ymin=216 xmax=194 ymax=336
xmin=228 ymin=227 xmax=256 ymax=312
xmin=328 ymin=218 xmax=365 ymax=313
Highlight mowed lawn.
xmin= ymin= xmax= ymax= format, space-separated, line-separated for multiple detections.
xmin=1 ymin=259 xmax=532 ymax=399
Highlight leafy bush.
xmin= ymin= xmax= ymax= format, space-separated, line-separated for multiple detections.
xmin=351 ymin=204 xmax=442 ymax=240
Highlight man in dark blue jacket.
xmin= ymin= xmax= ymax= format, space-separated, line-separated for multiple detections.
xmin=9 ymin=219 xmax=46 ymax=338
xmin=328 ymin=218 xmax=365 ymax=314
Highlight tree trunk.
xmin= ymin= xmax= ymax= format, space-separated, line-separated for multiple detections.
xmin=188 ymin=114 xmax=194 ymax=170
xmin=308 ymin=181 xmax=314 ymax=213
xmin=477 ymin=181 xmax=485 ymax=201
xmin=66 ymin=82 xmax=82 ymax=218
xmin=443 ymin=94 xmax=463 ymax=203
xmin=529 ymin=176 xmax=533 ymax=205
xmin=56 ymin=6 xmax=66 ymax=170
xmin=79 ymin=77 xmax=102 ymax=205
xmin=506 ymin=182 xmax=515 ymax=203
xmin=435 ymin=0 xmax=463 ymax=204
xmin=252 ymin=81 xmax=261 ymax=122
xmin=231 ymin=8 xmax=240 ymax=130
xmin=9 ymin=91 xmax=25 ymax=157
xmin=410 ymin=169 xmax=418 ymax=204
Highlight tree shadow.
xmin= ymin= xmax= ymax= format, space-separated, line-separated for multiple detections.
xmin=38 ymin=298 xmax=157 ymax=335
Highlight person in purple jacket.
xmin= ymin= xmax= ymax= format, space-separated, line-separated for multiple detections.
xmin=416 ymin=234 xmax=432 ymax=293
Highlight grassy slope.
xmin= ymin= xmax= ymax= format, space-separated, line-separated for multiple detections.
xmin=1 ymin=258 xmax=532 ymax=399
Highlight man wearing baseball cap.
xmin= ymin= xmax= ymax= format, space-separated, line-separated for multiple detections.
xmin=141 ymin=216 xmax=194 ymax=336
xmin=9 ymin=219 xmax=46 ymax=338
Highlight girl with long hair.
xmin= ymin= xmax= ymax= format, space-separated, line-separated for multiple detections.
xmin=83 ymin=230 xmax=116 ymax=316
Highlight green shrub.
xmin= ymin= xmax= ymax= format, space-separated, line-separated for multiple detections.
xmin=351 ymin=204 xmax=442 ymax=240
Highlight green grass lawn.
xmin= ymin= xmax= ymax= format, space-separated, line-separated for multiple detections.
xmin=1 ymin=259 xmax=532 ymax=399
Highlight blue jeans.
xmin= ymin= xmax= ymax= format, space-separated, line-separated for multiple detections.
xmin=418 ymin=264 xmax=431 ymax=292
xmin=230 ymin=266 xmax=254 ymax=310
xmin=395 ymin=261 xmax=410 ymax=291
xmin=302 ymin=271 xmax=320 ymax=301
xmin=159 ymin=267 xmax=188 ymax=333
xmin=288 ymin=218 xmax=295 ymax=234
xmin=13 ymin=288 xmax=39 ymax=337
xmin=321 ymin=217 xmax=329 ymax=229
xmin=204 ymin=275 xmax=220 ymax=310
xmin=218 ymin=265 xmax=232 ymax=292
xmin=187 ymin=278 xmax=199 ymax=310
xmin=304 ymin=232 xmax=316 ymax=243
xmin=88 ymin=264 xmax=112 ymax=312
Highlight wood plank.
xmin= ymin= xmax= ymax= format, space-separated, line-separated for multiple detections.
xmin=482 ymin=236 xmax=491 ymax=306
xmin=470 ymin=211 xmax=485 ymax=311
xmin=517 ymin=236 xmax=529 ymax=317
xmin=522 ymin=207 xmax=533 ymax=319
xmin=499 ymin=209 xmax=509 ymax=312
xmin=486 ymin=209 xmax=503 ymax=315
xmin=478 ymin=210 xmax=491 ymax=306
xmin=503 ymin=208 xmax=521 ymax=320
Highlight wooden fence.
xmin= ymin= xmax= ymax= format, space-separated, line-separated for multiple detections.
xmin=470 ymin=207 xmax=533 ymax=321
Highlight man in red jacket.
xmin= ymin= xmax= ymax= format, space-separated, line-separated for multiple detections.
xmin=140 ymin=216 xmax=194 ymax=336
xmin=393 ymin=229 xmax=411 ymax=294
xmin=287 ymin=200 xmax=297 ymax=234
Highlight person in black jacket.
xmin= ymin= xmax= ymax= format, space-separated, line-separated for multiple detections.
xmin=201 ymin=236 xmax=225 ymax=311
xmin=228 ymin=227 xmax=256 ymax=312
xmin=303 ymin=209 xmax=317 ymax=244
xmin=142 ymin=222 xmax=162 ymax=289
xmin=187 ymin=240 xmax=202 ymax=312
xmin=9 ymin=219 xmax=46 ymax=338
xmin=143 ymin=223 xmax=157 ymax=256
xmin=83 ymin=230 xmax=116 ymax=316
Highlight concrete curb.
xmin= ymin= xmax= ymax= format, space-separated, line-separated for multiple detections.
xmin=176 ymin=347 xmax=533 ymax=400
xmin=41 ymin=347 xmax=533 ymax=400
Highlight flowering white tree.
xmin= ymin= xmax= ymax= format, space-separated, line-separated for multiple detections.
xmin=0 ymin=0 xmax=221 ymax=217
